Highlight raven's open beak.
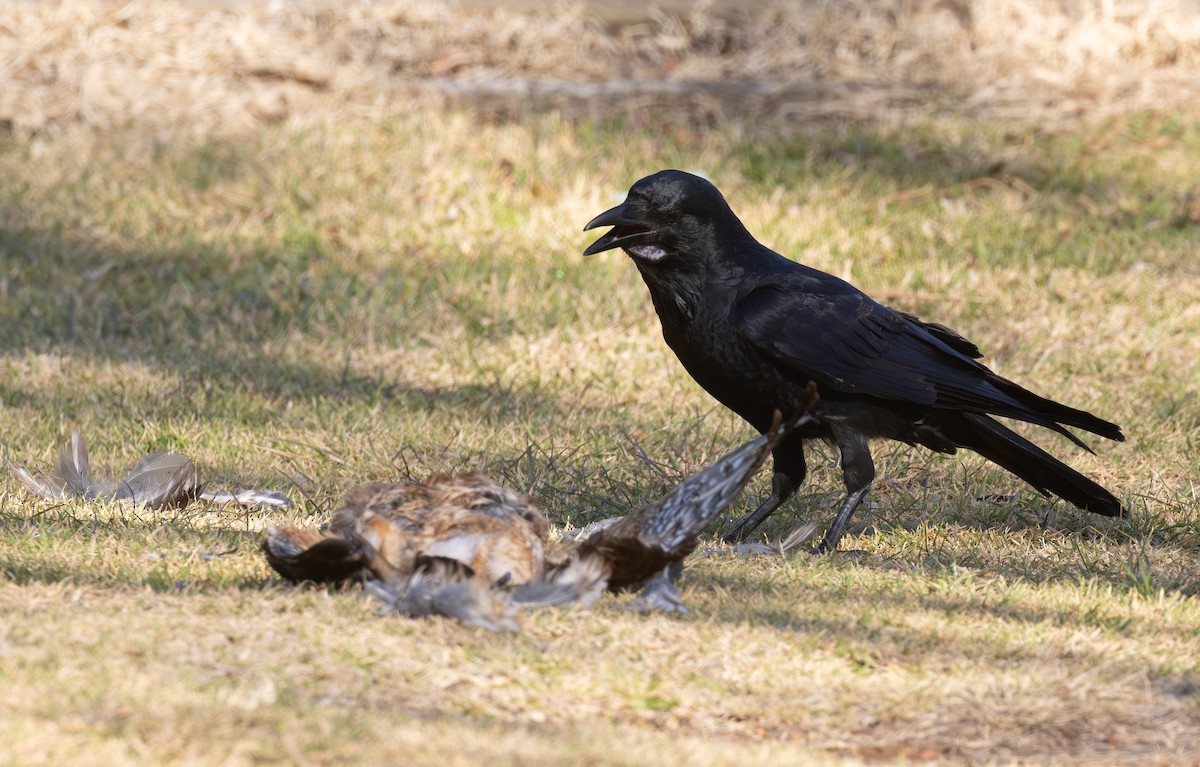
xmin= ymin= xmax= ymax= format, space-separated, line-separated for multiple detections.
xmin=582 ymin=201 xmax=657 ymax=256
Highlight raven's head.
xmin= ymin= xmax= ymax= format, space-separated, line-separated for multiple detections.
xmin=582 ymin=170 xmax=740 ymax=264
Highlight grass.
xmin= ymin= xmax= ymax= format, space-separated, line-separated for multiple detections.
xmin=3 ymin=2 xmax=1200 ymax=765
xmin=3 ymin=106 xmax=1200 ymax=766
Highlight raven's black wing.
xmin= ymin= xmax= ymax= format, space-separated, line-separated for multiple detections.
xmin=736 ymin=281 xmax=1002 ymax=406
xmin=734 ymin=276 xmax=1120 ymax=443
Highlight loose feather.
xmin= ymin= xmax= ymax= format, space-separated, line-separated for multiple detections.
xmin=11 ymin=431 xmax=289 ymax=511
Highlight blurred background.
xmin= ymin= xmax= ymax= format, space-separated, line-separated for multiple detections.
xmin=4 ymin=0 xmax=1200 ymax=135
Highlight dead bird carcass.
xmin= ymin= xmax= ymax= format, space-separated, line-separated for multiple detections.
xmin=262 ymin=391 xmax=816 ymax=631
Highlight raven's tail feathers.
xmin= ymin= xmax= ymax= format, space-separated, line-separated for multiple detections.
xmin=993 ymin=378 xmax=1125 ymax=445
xmin=948 ymin=413 xmax=1124 ymax=517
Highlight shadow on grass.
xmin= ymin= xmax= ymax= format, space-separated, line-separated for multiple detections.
xmin=3 ymin=110 xmax=1193 ymax=359
xmin=691 ymin=552 xmax=1195 ymax=643
xmin=717 ymin=489 xmax=1199 ymax=600
xmin=0 ymin=214 xmax=584 ymax=509
xmin=689 ymin=559 xmax=1200 ymax=710
xmin=0 ymin=223 xmax=563 ymax=406
xmin=3 ymin=111 xmax=1191 ymax=395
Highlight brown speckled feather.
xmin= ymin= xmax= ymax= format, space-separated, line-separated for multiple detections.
xmin=539 ymin=390 xmax=816 ymax=596
xmin=12 ymin=432 xmax=289 ymax=511
xmin=261 ymin=473 xmax=548 ymax=596
xmin=333 ymin=473 xmax=548 ymax=585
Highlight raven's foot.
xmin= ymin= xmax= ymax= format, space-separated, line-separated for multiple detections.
xmin=629 ymin=574 xmax=689 ymax=615
xmin=722 ymin=524 xmax=751 ymax=545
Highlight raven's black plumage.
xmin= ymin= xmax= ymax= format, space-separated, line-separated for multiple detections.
xmin=583 ymin=169 xmax=1125 ymax=552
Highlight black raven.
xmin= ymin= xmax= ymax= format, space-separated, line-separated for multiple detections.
xmin=583 ymin=169 xmax=1125 ymax=552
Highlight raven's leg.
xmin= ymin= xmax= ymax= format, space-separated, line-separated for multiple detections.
xmin=723 ymin=439 xmax=806 ymax=543
xmin=816 ymin=431 xmax=876 ymax=553
xmin=722 ymin=472 xmax=795 ymax=542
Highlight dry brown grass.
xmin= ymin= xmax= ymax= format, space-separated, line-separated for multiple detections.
xmin=3 ymin=0 xmax=1200 ymax=139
